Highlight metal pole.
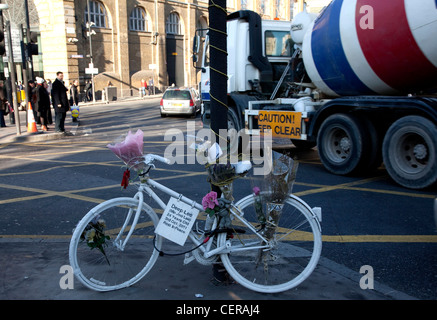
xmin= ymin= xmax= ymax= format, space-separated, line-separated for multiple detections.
xmin=19 ymin=24 xmax=29 ymax=125
xmin=24 ymin=0 xmax=34 ymax=80
xmin=154 ymin=0 xmax=158 ymax=93
xmin=208 ymin=0 xmax=227 ymax=197
xmin=86 ymin=0 xmax=95 ymax=103
xmin=208 ymin=0 xmax=228 ymax=145
xmin=6 ymin=20 xmax=21 ymax=135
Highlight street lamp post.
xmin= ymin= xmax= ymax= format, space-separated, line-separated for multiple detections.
xmin=5 ymin=20 xmax=20 ymax=135
xmin=24 ymin=0 xmax=34 ymax=80
xmin=86 ymin=0 xmax=96 ymax=103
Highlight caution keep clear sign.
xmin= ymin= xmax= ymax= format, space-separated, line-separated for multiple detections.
xmin=258 ymin=111 xmax=302 ymax=139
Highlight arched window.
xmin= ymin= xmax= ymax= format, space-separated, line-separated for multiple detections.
xmin=85 ymin=0 xmax=108 ymax=28
xmin=129 ymin=7 xmax=150 ymax=32
xmin=196 ymin=16 xmax=208 ymax=38
xmin=166 ymin=12 xmax=181 ymax=35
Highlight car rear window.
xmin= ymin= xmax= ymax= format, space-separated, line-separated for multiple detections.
xmin=163 ymin=90 xmax=191 ymax=100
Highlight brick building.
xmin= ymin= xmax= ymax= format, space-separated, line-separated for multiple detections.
xmin=3 ymin=0 xmax=329 ymax=98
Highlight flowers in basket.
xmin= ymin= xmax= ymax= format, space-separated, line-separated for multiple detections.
xmin=107 ymin=129 xmax=145 ymax=189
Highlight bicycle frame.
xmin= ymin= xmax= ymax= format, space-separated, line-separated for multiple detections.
xmin=120 ymin=176 xmax=271 ymax=261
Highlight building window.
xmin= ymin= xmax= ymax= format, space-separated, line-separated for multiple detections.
xmin=129 ymin=7 xmax=149 ymax=32
xmin=259 ymin=0 xmax=272 ymax=18
xmin=166 ymin=12 xmax=181 ymax=35
xmin=85 ymin=0 xmax=108 ymax=28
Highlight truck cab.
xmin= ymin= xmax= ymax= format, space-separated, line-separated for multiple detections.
xmin=194 ymin=10 xmax=292 ymax=130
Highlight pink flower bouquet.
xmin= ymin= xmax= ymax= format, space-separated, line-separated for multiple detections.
xmin=202 ymin=191 xmax=219 ymax=216
xmin=107 ymin=129 xmax=145 ymax=170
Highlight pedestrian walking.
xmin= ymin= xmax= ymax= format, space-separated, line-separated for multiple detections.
xmin=5 ymin=79 xmax=14 ymax=125
xmin=140 ymin=78 xmax=147 ymax=97
xmin=69 ymin=79 xmax=79 ymax=122
xmin=28 ymin=80 xmax=38 ymax=124
xmin=35 ymin=77 xmax=50 ymax=131
xmin=84 ymin=80 xmax=92 ymax=102
xmin=148 ymin=77 xmax=154 ymax=95
xmin=0 ymin=81 xmax=8 ymax=128
xmin=51 ymin=71 xmax=70 ymax=133
xmin=43 ymin=80 xmax=53 ymax=125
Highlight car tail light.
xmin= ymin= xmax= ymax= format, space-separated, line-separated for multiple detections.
xmin=189 ymin=99 xmax=194 ymax=107
xmin=160 ymin=99 xmax=163 ymax=106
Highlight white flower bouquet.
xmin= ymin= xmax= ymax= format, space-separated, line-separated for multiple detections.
xmin=264 ymin=151 xmax=299 ymax=204
xmin=250 ymin=151 xmax=299 ymax=233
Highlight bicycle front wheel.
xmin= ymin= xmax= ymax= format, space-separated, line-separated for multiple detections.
xmin=69 ymin=197 xmax=162 ymax=291
xmin=219 ymin=194 xmax=322 ymax=293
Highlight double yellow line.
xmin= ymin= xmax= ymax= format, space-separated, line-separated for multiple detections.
xmin=0 ymin=142 xmax=436 ymax=243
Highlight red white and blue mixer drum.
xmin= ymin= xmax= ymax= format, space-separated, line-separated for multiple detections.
xmin=301 ymin=0 xmax=437 ymax=96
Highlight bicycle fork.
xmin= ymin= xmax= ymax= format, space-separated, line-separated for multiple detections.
xmin=114 ymin=190 xmax=145 ymax=251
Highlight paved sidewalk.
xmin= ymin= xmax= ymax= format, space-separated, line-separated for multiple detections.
xmin=0 ymin=95 xmax=161 ymax=144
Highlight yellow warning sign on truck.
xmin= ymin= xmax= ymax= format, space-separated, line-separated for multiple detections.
xmin=258 ymin=111 xmax=302 ymax=139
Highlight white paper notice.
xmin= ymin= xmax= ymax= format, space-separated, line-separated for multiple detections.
xmin=155 ymin=197 xmax=200 ymax=246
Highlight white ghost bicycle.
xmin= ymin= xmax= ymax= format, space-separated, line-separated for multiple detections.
xmin=69 ymin=153 xmax=322 ymax=293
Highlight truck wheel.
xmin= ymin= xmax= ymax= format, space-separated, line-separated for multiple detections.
xmin=317 ymin=114 xmax=369 ymax=175
xmin=382 ymin=116 xmax=437 ymax=189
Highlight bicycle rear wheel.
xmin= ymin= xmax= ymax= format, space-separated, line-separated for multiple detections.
xmin=219 ymin=194 xmax=322 ymax=293
xmin=69 ymin=197 xmax=162 ymax=291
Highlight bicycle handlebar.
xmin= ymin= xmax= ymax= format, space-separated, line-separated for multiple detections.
xmin=144 ymin=154 xmax=171 ymax=165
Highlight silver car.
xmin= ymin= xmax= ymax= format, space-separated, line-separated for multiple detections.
xmin=160 ymin=87 xmax=200 ymax=117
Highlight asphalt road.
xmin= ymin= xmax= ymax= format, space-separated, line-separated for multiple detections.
xmin=0 ymin=98 xmax=436 ymax=300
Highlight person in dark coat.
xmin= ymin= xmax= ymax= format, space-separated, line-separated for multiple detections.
xmin=0 ymin=81 xmax=7 ymax=127
xmin=69 ymin=79 xmax=79 ymax=122
xmin=34 ymin=77 xmax=50 ymax=131
xmin=51 ymin=71 xmax=69 ymax=133
xmin=84 ymin=80 xmax=92 ymax=102
xmin=27 ymin=80 xmax=38 ymax=124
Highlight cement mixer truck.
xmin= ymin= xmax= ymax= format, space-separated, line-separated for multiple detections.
xmin=194 ymin=0 xmax=437 ymax=189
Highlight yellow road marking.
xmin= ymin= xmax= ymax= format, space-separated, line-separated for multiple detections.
xmin=1 ymin=233 xmax=436 ymax=243
xmin=295 ymin=180 xmax=436 ymax=199
xmin=322 ymin=234 xmax=437 ymax=243
xmin=1 ymin=143 xmax=436 ymax=244
xmin=0 ymin=170 xmax=206 ymax=205
xmin=293 ymin=176 xmax=385 ymax=197
xmin=0 ymin=163 xmax=117 ymax=177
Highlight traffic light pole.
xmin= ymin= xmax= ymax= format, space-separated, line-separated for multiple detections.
xmin=5 ymin=20 xmax=21 ymax=135
xmin=208 ymin=0 xmax=228 ymax=195
xmin=24 ymin=0 xmax=34 ymax=80
xmin=19 ymin=24 xmax=29 ymax=126
xmin=87 ymin=0 xmax=96 ymax=103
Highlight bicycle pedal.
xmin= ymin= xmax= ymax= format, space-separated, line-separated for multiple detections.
xmin=183 ymin=253 xmax=196 ymax=265
xmin=312 ymin=207 xmax=322 ymax=222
